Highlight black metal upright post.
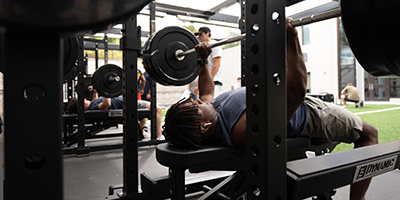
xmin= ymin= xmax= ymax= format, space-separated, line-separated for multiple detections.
xmin=3 ymin=31 xmax=63 ymax=199
xmin=149 ymin=1 xmax=158 ymax=139
xmin=246 ymin=0 xmax=287 ymax=199
xmin=120 ymin=16 xmax=141 ymax=197
xmin=75 ymin=36 xmax=90 ymax=157
xmin=95 ymin=42 xmax=99 ymax=70
xmin=104 ymin=34 xmax=109 ymax=64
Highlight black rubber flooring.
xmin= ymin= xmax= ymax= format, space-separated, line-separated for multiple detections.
xmin=1 ymin=128 xmax=400 ymax=200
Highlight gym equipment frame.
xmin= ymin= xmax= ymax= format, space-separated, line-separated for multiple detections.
xmin=2 ymin=0 xmax=400 ymax=200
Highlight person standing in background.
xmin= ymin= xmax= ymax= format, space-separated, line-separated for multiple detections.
xmin=194 ymin=27 xmax=223 ymax=97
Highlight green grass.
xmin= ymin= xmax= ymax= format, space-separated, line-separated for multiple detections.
xmin=345 ymin=104 xmax=400 ymax=113
xmin=332 ymin=104 xmax=400 ymax=153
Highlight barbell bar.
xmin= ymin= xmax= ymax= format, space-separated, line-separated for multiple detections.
xmin=175 ymin=7 xmax=342 ymax=59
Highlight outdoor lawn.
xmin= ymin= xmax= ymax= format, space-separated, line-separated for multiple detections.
xmin=332 ymin=104 xmax=400 ymax=153
xmin=161 ymin=104 xmax=400 ymax=153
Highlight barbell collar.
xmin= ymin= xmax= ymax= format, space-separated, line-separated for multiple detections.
xmin=176 ymin=8 xmax=341 ymax=59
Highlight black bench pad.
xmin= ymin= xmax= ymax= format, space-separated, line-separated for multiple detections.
xmin=156 ymin=137 xmax=338 ymax=170
xmin=156 ymin=143 xmax=245 ymax=169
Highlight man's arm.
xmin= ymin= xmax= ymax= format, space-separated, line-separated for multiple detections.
xmin=140 ymin=75 xmax=146 ymax=94
xmin=286 ymin=18 xmax=307 ymax=123
xmin=195 ymin=42 xmax=214 ymax=102
xmin=341 ymin=87 xmax=347 ymax=95
xmin=98 ymin=97 xmax=111 ymax=110
xmin=210 ymin=56 xmax=221 ymax=78
xmin=92 ymin=89 xmax=99 ymax=100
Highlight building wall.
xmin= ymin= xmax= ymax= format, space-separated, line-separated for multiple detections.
xmin=288 ymin=0 xmax=340 ymax=101
xmin=299 ymin=18 xmax=339 ymax=100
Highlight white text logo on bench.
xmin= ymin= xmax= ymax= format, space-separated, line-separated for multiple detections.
xmin=109 ymin=111 xmax=123 ymax=117
xmin=353 ymin=156 xmax=397 ymax=182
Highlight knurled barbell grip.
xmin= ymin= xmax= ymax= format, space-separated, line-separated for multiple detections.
xmin=176 ymin=7 xmax=341 ymax=59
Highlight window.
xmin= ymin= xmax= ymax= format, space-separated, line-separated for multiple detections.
xmin=302 ymin=25 xmax=310 ymax=45
xmin=338 ymin=18 xmax=355 ymax=93
xmin=390 ymin=78 xmax=400 ymax=98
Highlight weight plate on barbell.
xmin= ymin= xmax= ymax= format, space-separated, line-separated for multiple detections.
xmin=92 ymin=64 xmax=123 ymax=98
xmin=143 ymin=26 xmax=199 ymax=86
xmin=63 ymin=37 xmax=79 ymax=76
xmin=0 ymin=36 xmax=78 ymax=76
xmin=341 ymin=0 xmax=400 ymax=76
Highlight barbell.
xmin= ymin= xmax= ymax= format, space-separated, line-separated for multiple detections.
xmin=0 ymin=37 xmax=78 ymax=76
xmin=84 ymin=0 xmax=400 ymax=97
xmin=143 ymin=2 xmax=400 ymax=86
xmin=91 ymin=64 xmax=123 ymax=98
xmin=142 ymin=8 xmax=342 ymax=86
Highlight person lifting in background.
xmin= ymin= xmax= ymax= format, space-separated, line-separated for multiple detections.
xmin=67 ymin=90 xmax=164 ymax=140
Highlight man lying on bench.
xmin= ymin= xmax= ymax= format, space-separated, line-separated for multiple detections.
xmin=162 ymin=19 xmax=378 ymax=200
xmin=67 ymin=90 xmax=164 ymax=140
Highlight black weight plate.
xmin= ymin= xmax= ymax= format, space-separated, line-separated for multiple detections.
xmin=0 ymin=0 xmax=150 ymax=35
xmin=92 ymin=64 xmax=122 ymax=98
xmin=144 ymin=26 xmax=199 ymax=86
xmin=143 ymin=35 xmax=164 ymax=85
xmin=341 ymin=0 xmax=400 ymax=76
xmin=0 ymin=36 xmax=78 ymax=76
xmin=63 ymin=37 xmax=79 ymax=76
xmin=373 ymin=0 xmax=400 ymax=76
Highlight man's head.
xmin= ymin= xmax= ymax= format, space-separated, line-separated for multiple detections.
xmin=163 ymin=98 xmax=217 ymax=149
xmin=194 ymin=27 xmax=211 ymax=42
xmin=348 ymin=83 xmax=353 ymax=86
xmin=67 ymin=97 xmax=91 ymax=113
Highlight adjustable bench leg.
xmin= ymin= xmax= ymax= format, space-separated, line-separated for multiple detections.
xmin=198 ymin=171 xmax=246 ymax=200
xmin=170 ymin=169 xmax=185 ymax=200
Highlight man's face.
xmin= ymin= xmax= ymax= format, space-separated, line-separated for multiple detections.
xmin=192 ymin=99 xmax=216 ymax=122
xmin=197 ymin=32 xmax=209 ymax=42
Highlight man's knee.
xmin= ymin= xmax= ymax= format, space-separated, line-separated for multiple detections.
xmin=156 ymin=106 xmax=162 ymax=114
xmin=356 ymin=122 xmax=378 ymax=146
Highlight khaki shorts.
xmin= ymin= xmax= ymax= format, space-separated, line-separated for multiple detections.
xmin=300 ymin=96 xmax=363 ymax=144
xmin=138 ymin=100 xmax=148 ymax=109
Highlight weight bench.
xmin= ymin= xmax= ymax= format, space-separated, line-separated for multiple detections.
xmin=140 ymin=137 xmax=339 ymax=200
xmin=63 ymin=109 xmax=151 ymax=146
xmin=63 ymin=109 xmax=164 ymax=156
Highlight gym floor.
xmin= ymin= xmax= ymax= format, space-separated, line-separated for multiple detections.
xmin=1 ymin=126 xmax=400 ymax=200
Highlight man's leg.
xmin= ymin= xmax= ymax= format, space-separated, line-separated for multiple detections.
xmin=341 ymin=94 xmax=348 ymax=108
xmin=139 ymin=118 xmax=147 ymax=132
xmin=156 ymin=106 xmax=163 ymax=138
xmin=350 ymin=121 xmax=378 ymax=200
xmin=139 ymin=100 xmax=150 ymax=138
xmin=145 ymin=102 xmax=164 ymax=139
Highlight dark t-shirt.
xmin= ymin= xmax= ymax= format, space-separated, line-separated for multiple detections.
xmin=141 ymin=72 xmax=150 ymax=100
xmin=88 ymin=96 xmax=123 ymax=110
xmin=210 ymin=87 xmax=308 ymax=148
